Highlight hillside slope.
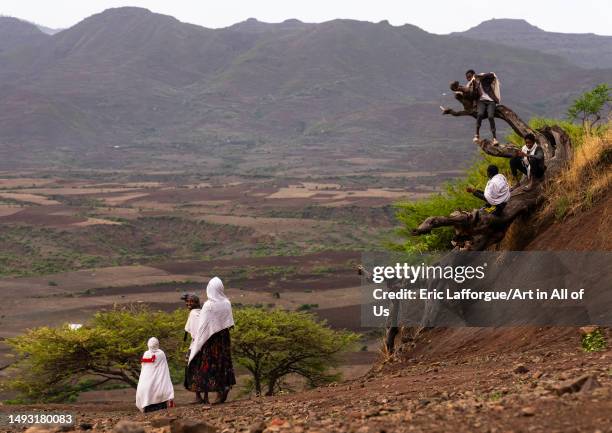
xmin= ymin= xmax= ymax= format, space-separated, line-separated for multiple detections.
xmin=5 ymin=191 xmax=610 ymax=432
xmin=0 ymin=17 xmax=47 ymax=54
xmin=526 ymin=192 xmax=611 ymax=251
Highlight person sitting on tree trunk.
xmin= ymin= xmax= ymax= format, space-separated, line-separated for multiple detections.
xmin=136 ymin=337 xmax=175 ymax=413
xmin=466 ymin=164 xmax=510 ymax=216
xmin=181 ymin=292 xmax=202 ymax=404
xmin=466 ymin=69 xmax=501 ymax=144
xmin=509 ymin=132 xmax=546 ymax=190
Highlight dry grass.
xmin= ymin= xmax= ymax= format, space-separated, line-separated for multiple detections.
xmin=540 ymin=123 xmax=611 ymax=221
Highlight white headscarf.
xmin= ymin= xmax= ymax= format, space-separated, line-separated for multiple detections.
xmin=484 ymin=173 xmax=511 ymax=205
xmin=188 ymin=277 xmax=234 ymax=364
xmin=135 ymin=337 xmax=174 ymax=412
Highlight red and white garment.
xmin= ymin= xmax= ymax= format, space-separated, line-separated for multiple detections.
xmin=135 ymin=337 xmax=174 ymax=412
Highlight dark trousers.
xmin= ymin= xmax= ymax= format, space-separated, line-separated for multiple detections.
xmin=473 ymin=190 xmax=506 ymax=216
xmin=510 ymin=156 xmax=545 ymax=179
xmin=476 ymin=100 xmax=496 ymax=138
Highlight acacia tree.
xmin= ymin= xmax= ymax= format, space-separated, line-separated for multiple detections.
xmin=4 ymin=306 xmax=187 ymax=402
xmin=231 ymin=308 xmax=359 ymax=396
xmin=567 ymin=83 xmax=611 ymax=130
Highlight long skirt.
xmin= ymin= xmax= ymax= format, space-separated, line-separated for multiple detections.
xmin=184 ymin=328 xmax=236 ymax=393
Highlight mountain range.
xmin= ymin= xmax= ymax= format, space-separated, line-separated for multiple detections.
xmin=0 ymin=8 xmax=610 ymax=170
xmin=456 ymin=19 xmax=612 ymax=69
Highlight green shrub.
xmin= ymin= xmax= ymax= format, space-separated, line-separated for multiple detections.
xmin=582 ymin=329 xmax=607 ymax=352
xmin=297 ymin=303 xmax=319 ymax=311
xmin=506 ymin=117 xmax=587 ymax=148
xmin=232 ymin=307 xmax=359 ymax=396
xmin=3 ymin=306 xmax=188 ymax=403
xmin=4 ymin=307 xmax=358 ymax=402
xmin=567 ymin=83 xmax=611 ymax=131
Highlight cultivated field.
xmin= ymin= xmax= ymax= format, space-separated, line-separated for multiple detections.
xmin=0 ymin=167 xmax=459 ymax=400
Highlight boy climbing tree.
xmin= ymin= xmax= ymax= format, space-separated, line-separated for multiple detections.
xmin=465 ymin=69 xmax=501 ymax=144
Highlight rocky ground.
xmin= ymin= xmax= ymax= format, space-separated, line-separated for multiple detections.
xmin=4 ymin=327 xmax=611 ymax=433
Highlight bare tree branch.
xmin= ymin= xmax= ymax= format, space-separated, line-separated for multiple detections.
xmin=419 ymin=80 xmax=573 ymax=252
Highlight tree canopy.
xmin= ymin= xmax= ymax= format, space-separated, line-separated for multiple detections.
xmin=2 ymin=305 xmax=359 ymax=402
xmin=567 ymin=83 xmax=611 ymax=130
xmin=3 ymin=306 xmax=188 ymax=402
xmin=231 ymin=307 xmax=359 ymax=396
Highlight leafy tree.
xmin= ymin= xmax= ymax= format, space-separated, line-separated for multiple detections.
xmin=3 ymin=306 xmax=188 ymax=403
xmin=567 ymin=83 xmax=611 ymax=130
xmin=231 ymin=307 xmax=359 ymax=396
xmin=4 ymin=305 xmax=358 ymax=402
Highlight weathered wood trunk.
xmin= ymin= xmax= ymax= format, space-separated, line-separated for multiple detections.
xmin=420 ymin=84 xmax=573 ymax=252
xmin=385 ymin=81 xmax=574 ymax=352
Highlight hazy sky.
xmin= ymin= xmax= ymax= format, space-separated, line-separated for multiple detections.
xmin=1 ymin=0 xmax=611 ymax=35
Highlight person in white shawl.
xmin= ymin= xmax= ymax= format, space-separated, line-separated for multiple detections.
xmin=180 ymin=293 xmax=202 ymax=402
xmin=184 ymin=277 xmax=236 ymax=405
xmin=135 ymin=337 xmax=175 ymax=413
xmin=181 ymin=293 xmax=201 ymax=352
xmin=466 ymin=165 xmax=511 ymax=216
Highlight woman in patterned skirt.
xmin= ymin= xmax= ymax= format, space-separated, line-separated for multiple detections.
xmin=185 ymin=277 xmax=236 ymax=404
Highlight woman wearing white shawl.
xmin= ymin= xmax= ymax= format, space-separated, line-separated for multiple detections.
xmin=180 ymin=293 xmax=201 ymax=352
xmin=184 ymin=277 xmax=236 ymax=404
xmin=135 ymin=337 xmax=175 ymax=413
xmin=180 ymin=293 xmax=202 ymax=402
xmin=466 ymin=165 xmax=510 ymax=216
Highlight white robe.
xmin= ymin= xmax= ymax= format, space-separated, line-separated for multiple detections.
xmin=484 ymin=174 xmax=511 ymax=205
xmin=184 ymin=308 xmax=201 ymax=351
xmin=188 ymin=277 xmax=234 ymax=365
xmin=135 ymin=338 xmax=174 ymax=412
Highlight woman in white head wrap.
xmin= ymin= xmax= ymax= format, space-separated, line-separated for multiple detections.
xmin=185 ymin=277 xmax=236 ymax=405
xmin=135 ymin=337 xmax=175 ymax=413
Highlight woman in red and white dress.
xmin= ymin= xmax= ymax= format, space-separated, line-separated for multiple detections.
xmin=136 ymin=337 xmax=175 ymax=413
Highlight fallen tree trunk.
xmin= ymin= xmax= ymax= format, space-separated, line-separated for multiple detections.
xmin=382 ymin=84 xmax=574 ymax=353
xmin=425 ymin=87 xmax=573 ymax=251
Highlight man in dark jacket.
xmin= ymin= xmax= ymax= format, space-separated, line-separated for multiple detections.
xmin=510 ymin=133 xmax=546 ymax=190
xmin=466 ymin=69 xmax=500 ymax=144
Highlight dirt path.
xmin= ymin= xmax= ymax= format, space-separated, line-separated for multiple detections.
xmin=4 ymin=328 xmax=610 ymax=433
